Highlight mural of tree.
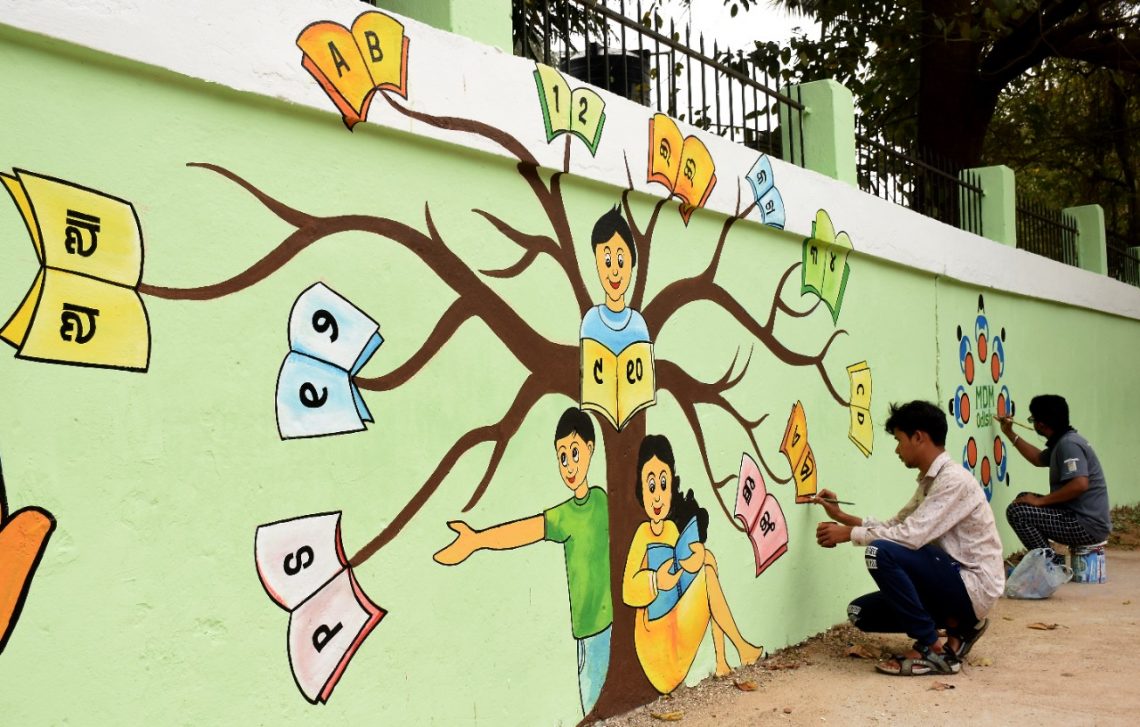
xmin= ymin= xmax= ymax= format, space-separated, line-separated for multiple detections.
xmin=138 ymin=92 xmax=852 ymax=721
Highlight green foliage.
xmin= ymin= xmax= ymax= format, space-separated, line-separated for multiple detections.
xmin=985 ymin=59 xmax=1140 ymax=241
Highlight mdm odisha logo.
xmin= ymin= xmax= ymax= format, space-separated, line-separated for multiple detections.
xmin=947 ymin=294 xmax=1014 ymax=501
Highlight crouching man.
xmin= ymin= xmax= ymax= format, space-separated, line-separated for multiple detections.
xmin=813 ymin=400 xmax=1005 ymax=676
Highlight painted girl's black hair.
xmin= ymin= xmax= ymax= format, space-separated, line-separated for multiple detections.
xmin=635 ymin=434 xmax=708 ymax=542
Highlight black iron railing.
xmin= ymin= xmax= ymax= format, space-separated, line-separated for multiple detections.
xmin=854 ymin=122 xmax=984 ymax=236
xmin=1015 ymin=194 xmax=1078 ymax=266
xmin=1107 ymin=233 xmax=1140 ymax=286
xmin=512 ymin=0 xmax=805 ymax=161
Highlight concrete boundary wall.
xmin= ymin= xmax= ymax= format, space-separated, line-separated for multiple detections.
xmin=1 ymin=2 xmax=1138 ymax=725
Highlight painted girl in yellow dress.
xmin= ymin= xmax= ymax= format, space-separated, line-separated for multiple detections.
xmin=622 ymin=434 xmax=763 ymax=693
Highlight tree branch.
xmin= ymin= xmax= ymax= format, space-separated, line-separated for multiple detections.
xmin=356 ymin=299 xmax=474 ymax=392
xmin=349 ymin=373 xmax=550 ymax=566
xmin=380 ymin=93 xmax=591 ymax=315
xmin=644 ymin=263 xmax=850 ymax=407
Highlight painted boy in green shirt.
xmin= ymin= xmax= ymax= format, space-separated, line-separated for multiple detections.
xmin=434 ymin=407 xmax=612 ymax=714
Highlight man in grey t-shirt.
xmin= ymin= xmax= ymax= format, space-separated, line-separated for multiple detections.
xmin=1000 ymin=394 xmax=1111 ymax=551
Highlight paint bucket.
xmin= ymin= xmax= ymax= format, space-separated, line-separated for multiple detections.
xmin=1069 ymin=542 xmax=1107 ymax=584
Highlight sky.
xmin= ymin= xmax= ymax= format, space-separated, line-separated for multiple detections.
xmin=654 ymin=0 xmax=819 ymax=49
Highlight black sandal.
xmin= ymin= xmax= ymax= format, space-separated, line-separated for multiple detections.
xmin=950 ymin=618 xmax=989 ymax=660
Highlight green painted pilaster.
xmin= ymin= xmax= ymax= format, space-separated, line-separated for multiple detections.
xmin=964 ymin=165 xmax=1016 ymax=247
xmin=377 ymin=0 xmax=512 ymax=52
xmin=1065 ymin=204 xmax=1108 ymax=276
xmin=780 ymin=79 xmax=857 ymax=187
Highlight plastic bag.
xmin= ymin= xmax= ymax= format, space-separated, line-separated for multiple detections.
xmin=1004 ymin=547 xmax=1072 ymax=599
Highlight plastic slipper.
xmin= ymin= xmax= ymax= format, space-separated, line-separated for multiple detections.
xmin=875 ymin=643 xmax=960 ymax=676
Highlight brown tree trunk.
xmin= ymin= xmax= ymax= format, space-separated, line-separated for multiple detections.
xmin=917 ymin=0 xmax=1000 ymax=171
xmin=582 ymin=417 xmax=658 ymax=723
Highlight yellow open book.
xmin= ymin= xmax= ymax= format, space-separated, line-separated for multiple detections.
xmin=846 ymin=361 xmax=873 ymax=457
xmin=580 ymin=338 xmax=656 ymax=431
xmin=533 ymin=64 xmax=607 ymax=155
xmin=297 ymin=11 xmax=410 ymax=130
xmin=779 ymin=401 xmax=818 ymax=502
xmin=646 ymin=113 xmax=717 ymax=224
xmin=1 ymin=170 xmax=149 ymax=371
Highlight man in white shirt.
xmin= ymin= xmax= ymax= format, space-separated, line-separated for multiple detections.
xmin=813 ymin=401 xmax=1005 ymax=676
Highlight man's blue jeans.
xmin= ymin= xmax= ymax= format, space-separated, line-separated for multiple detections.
xmin=847 ymin=539 xmax=976 ymax=647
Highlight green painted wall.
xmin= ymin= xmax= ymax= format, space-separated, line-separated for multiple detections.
xmin=1 ymin=22 xmax=1138 ymax=726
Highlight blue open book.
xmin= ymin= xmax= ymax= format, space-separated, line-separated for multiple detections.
xmin=645 ymin=516 xmax=700 ymax=620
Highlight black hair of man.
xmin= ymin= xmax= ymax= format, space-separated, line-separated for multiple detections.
xmin=884 ymin=400 xmax=948 ymax=447
xmin=1029 ymin=394 xmax=1071 ymax=432
xmin=591 ymin=205 xmax=637 ymax=267
xmin=554 ymin=407 xmax=596 ymax=446
xmin=634 ymin=434 xmax=708 ymax=542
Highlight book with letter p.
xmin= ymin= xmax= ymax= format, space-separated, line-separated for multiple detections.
xmin=646 ymin=113 xmax=717 ymax=224
xmin=1 ymin=169 xmax=149 ymax=371
xmin=533 ymin=64 xmax=607 ymax=155
xmin=255 ymin=512 xmax=385 ymax=704
xmin=579 ymin=337 xmax=656 ymax=431
xmin=297 ymin=11 xmax=410 ymax=130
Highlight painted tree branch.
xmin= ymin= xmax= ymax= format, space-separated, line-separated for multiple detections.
xmin=355 ymin=298 xmax=474 ymax=392
xmin=349 ymin=371 xmax=559 ymax=567
xmin=657 ymin=354 xmax=787 ymax=533
xmin=382 ymin=93 xmax=591 ymax=315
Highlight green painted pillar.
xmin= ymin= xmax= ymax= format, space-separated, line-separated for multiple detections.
xmin=1064 ymin=204 xmax=1107 ymax=276
xmin=376 ymin=0 xmax=512 ymax=53
xmin=963 ymin=165 xmax=1016 ymax=247
xmin=780 ymin=79 xmax=857 ymax=187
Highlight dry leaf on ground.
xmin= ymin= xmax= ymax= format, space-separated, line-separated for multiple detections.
xmin=1028 ymin=622 xmax=1059 ymax=630
xmin=1124 ymin=600 xmax=1132 ymax=605
xmin=929 ymin=682 xmax=955 ymax=691
xmin=734 ymin=680 xmax=758 ymax=692
xmin=970 ymin=656 xmax=994 ymax=667
xmin=1061 ymin=672 xmax=1075 ymax=677
xmin=846 ymin=644 xmax=878 ymax=659
xmin=651 ymin=711 xmax=684 ymax=721
xmin=783 ymin=707 xmax=793 ymax=714
xmin=1002 ymin=616 xmax=1014 ymax=621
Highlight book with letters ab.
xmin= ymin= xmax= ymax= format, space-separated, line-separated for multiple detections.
xmin=297 ymin=11 xmax=410 ymax=130
xmin=647 ymin=113 xmax=717 ymax=224
xmin=645 ymin=516 xmax=700 ymax=621
xmin=734 ymin=453 xmax=788 ymax=577
xmin=1 ymin=169 xmax=149 ymax=371
xmin=255 ymin=512 xmax=386 ymax=704
xmin=275 ymin=283 xmax=383 ymax=440
xmin=533 ymin=64 xmax=607 ymax=155
xmin=579 ymin=337 xmax=656 ymax=431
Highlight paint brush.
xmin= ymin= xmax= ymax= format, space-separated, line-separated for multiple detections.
xmin=997 ymin=416 xmax=1034 ymax=431
xmin=818 ymin=497 xmax=855 ymax=506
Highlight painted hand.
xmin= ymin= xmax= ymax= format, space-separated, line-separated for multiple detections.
xmin=432 ymin=520 xmax=478 ymax=565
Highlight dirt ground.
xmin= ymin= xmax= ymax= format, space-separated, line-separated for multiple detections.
xmin=606 ymin=545 xmax=1140 ymax=727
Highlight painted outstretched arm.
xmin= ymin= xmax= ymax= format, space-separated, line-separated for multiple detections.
xmin=432 ymin=515 xmax=544 ymax=565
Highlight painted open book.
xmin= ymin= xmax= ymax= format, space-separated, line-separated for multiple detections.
xmin=1 ymin=169 xmax=149 ymax=371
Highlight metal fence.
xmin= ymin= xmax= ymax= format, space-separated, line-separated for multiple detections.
xmin=511 ymin=0 xmax=805 ymax=161
xmin=1107 ymin=233 xmax=1140 ymax=286
xmin=1015 ymin=194 xmax=1078 ymax=266
xmin=854 ymin=122 xmax=984 ymax=236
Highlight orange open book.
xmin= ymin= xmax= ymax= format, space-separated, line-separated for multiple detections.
xmin=297 ymin=11 xmax=410 ymax=130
